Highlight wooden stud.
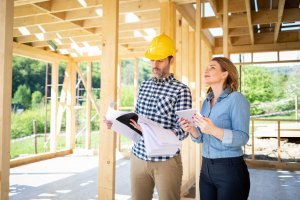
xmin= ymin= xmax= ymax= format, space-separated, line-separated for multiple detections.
xmin=213 ymin=41 xmax=300 ymax=54
xmin=252 ymin=119 xmax=255 ymax=160
xmin=56 ymin=65 xmax=70 ymax=140
xmin=86 ymin=62 xmax=92 ymax=149
xmin=195 ymin=1 xmax=202 ymax=199
xmin=133 ymin=58 xmax=139 ymax=105
xmin=75 ymin=65 xmax=100 ymax=115
xmin=50 ymin=62 xmax=59 ymax=152
xmin=160 ymin=1 xmax=176 ymax=74
xmin=223 ymin=0 xmax=229 ymax=58
xmin=66 ymin=62 xmax=76 ymax=150
xmin=98 ymin=0 xmax=119 ymax=199
xmin=116 ymin=60 xmax=122 ymax=152
xmin=277 ymin=121 xmax=281 ymax=162
xmin=181 ymin=19 xmax=189 ymax=85
xmin=175 ymin=14 xmax=182 ymax=79
xmin=245 ymin=0 xmax=254 ymax=44
xmin=0 ymin=0 xmax=13 ymax=199
xmin=274 ymin=0 xmax=286 ymax=43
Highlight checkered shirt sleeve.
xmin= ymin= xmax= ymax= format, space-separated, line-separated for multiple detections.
xmin=132 ymin=74 xmax=192 ymax=161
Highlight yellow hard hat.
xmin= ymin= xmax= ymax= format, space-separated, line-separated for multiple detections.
xmin=144 ymin=33 xmax=176 ymax=60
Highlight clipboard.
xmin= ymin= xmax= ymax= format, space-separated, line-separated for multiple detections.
xmin=175 ymin=109 xmax=198 ymax=126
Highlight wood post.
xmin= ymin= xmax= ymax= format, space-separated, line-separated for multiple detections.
xmin=66 ymin=62 xmax=76 ymax=150
xmin=0 ymin=0 xmax=13 ymax=199
xmin=195 ymin=0 xmax=202 ymax=199
xmin=85 ymin=62 xmax=92 ymax=149
xmin=133 ymin=58 xmax=139 ymax=105
xmin=160 ymin=1 xmax=176 ymax=74
xmin=50 ymin=62 xmax=58 ymax=152
xmin=98 ymin=0 xmax=119 ymax=199
xmin=223 ymin=0 xmax=229 ymax=58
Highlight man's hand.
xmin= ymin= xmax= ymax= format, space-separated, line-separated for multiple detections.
xmin=103 ymin=116 xmax=113 ymax=129
xmin=129 ymin=119 xmax=142 ymax=133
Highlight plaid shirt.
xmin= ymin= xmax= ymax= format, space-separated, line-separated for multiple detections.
xmin=132 ymin=73 xmax=192 ymax=161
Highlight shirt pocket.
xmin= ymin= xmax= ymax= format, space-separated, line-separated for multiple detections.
xmin=156 ymin=95 xmax=175 ymax=116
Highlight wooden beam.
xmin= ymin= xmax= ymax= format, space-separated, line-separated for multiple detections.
xmin=202 ymin=8 xmax=300 ymax=29
xmin=133 ymin=58 xmax=139 ymax=105
xmin=0 ymin=0 xmax=13 ymax=199
xmin=245 ymin=0 xmax=254 ymax=44
xmin=202 ymin=14 xmax=248 ymax=29
xmin=229 ymin=27 xmax=250 ymax=37
xmin=14 ymin=14 xmax=61 ymax=27
xmin=175 ymin=14 xmax=182 ymax=79
xmin=13 ymin=42 xmax=72 ymax=62
xmin=75 ymin=64 xmax=100 ymax=115
xmin=176 ymin=4 xmax=195 ymax=29
xmin=14 ymin=0 xmax=49 ymax=6
xmin=195 ymin=1 xmax=202 ymax=199
xmin=160 ymin=1 xmax=176 ymax=39
xmin=175 ymin=3 xmax=215 ymax=48
xmin=274 ymin=0 xmax=285 ymax=43
xmin=224 ymin=30 xmax=299 ymax=46
xmin=223 ymin=0 xmax=229 ymax=57
xmin=10 ymin=149 xmax=72 ymax=168
xmin=213 ymin=41 xmax=300 ymax=54
xmin=216 ymin=0 xmax=246 ymax=14
xmin=160 ymin=1 xmax=176 ymax=73
xmin=252 ymin=9 xmax=277 ymax=25
xmin=66 ymin=62 xmax=76 ymax=150
xmin=50 ymin=62 xmax=59 ymax=152
xmin=14 ymin=4 xmax=46 ymax=18
xmin=85 ymin=62 xmax=92 ymax=149
xmin=98 ymin=0 xmax=118 ymax=199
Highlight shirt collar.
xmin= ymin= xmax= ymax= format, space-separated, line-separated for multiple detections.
xmin=206 ymin=87 xmax=232 ymax=102
xmin=151 ymin=73 xmax=174 ymax=83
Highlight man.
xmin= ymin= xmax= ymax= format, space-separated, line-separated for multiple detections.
xmin=104 ymin=33 xmax=192 ymax=200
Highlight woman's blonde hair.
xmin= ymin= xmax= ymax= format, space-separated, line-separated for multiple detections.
xmin=207 ymin=57 xmax=239 ymax=94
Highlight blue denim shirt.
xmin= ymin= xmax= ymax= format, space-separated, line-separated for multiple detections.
xmin=192 ymin=88 xmax=250 ymax=158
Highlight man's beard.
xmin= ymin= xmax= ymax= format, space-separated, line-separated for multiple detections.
xmin=152 ymin=68 xmax=163 ymax=79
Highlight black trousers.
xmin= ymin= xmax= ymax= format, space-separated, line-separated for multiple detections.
xmin=200 ymin=156 xmax=250 ymax=200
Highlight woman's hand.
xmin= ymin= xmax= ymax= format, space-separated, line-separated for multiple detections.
xmin=103 ymin=116 xmax=113 ymax=129
xmin=129 ymin=119 xmax=142 ymax=133
xmin=178 ymin=118 xmax=198 ymax=138
xmin=193 ymin=114 xmax=224 ymax=140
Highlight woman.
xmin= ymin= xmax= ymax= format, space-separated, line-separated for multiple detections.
xmin=179 ymin=57 xmax=250 ymax=200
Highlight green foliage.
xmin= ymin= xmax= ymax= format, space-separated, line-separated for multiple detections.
xmin=243 ymin=67 xmax=274 ymax=103
xmin=13 ymin=84 xmax=31 ymax=108
xmin=285 ymin=68 xmax=300 ymax=98
xmin=31 ymin=91 xmax=43 ymax=107
xmin=10 ymin=136 xmax=50 ymax=159
xmin=12 ymin=56 xmax=46 ymax=96
xmin=11 ymin=107 xmax=49 ymax=139
xmin=121 ymin=59 xmax=152 ymax=85
xmin=138 ymin=58 xmax=152 ymax=84
xmin=121 ymin=85 xmax=134 ymax=107
xmin=121 ymin=60 xmax=134 ymax=85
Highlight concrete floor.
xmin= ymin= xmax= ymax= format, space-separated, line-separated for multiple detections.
xmin=9 ymin=154 xmax=300 ymax=200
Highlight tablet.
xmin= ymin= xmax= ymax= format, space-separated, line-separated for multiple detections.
xmin=175 ymin=109 xmax=198 ymax=126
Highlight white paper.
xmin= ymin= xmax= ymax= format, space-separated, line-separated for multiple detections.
xmin=105 ymin=107 xmax=128 ymax=121
xmin=139 ymin=116 xmax=180 ymax=157
xmin=175 ymin=109 xmax=198 ymax=126
xmin=106 ymin=107 xmax=141 ymax=143
xmin=106 ymin=107 xmax=181 ymax=156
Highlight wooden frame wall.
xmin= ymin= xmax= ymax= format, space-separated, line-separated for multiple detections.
xmin=0 ymin=0 xmax=14 ymax=199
